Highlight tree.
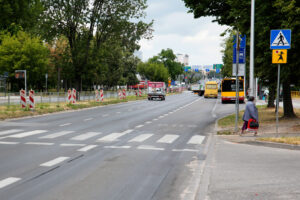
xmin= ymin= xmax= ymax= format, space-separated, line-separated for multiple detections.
xmin=183 ymin=0 xmax=300 ymax=118
xmin=149 ymin=49 xmax=184 ymax=80
xmin=0 ymin=0 xmax=44 ymax=33
xmin=0 ymin=31 xmax=49 ymax=90
xmin=137 ymin=62 xmax=169 ymax=83
xmin=41 ymin=0 xmax=152 ymax=91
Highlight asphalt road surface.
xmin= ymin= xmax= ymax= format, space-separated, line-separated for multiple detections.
xmin=0 ymin=91 xmax=241 ymax=200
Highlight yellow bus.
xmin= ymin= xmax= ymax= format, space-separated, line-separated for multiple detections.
xmin=221 ymin=78 xmax=244 ymax=103
xmin=204 ymin=81 xmax=218 ymax=98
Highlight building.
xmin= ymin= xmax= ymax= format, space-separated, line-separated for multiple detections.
xmin=176 ymin=54 xmax=189 ymax=66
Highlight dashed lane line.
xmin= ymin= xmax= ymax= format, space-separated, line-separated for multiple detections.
xmin=60 ymin=143 xmax=85 ymax=147
xmin=0 ymin=177 xmax=21 ymax=189
xmin=84 ymin=118 xmax=93 ymax=121
xmin=0 ymin=141 xmax=20 ymax=145
xmin=59 ymin=123 xmax=72 ymax=127
xmin=0 ymin=129 xmax=23 ymax=136
xmin=40 ymin=157 xmax=69 ymax=167
xmin=40 ymin=131 xmax=74 ymax=139
xmin=25 ymin=142 xmax=54 ymax=146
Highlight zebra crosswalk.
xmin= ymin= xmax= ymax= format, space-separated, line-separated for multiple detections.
xmin=0 ymin=128 xmax=206 ymax=149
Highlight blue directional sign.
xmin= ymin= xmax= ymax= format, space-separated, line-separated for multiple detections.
xmin=194 ymin=68 xmax=199 ymax=72
xmin=205 ymin=69 xmax=210 ymax=72
xmin=270 ymin=29 xmax=291 ymax=49
xmin=233 ymin=47 xmax=246 ymax=64
xmin=216 ymin=69 xmax=220 ymax=73
xmin=233 ymin=35 xmax=246 ymax=48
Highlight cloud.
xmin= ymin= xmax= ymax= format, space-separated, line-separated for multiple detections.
xmin=140 ymin=0 xmax=229 ymax=65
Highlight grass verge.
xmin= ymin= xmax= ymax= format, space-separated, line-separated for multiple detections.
xmin=258 ymin=137 xmax=300 ymax=145
xmin=0 ymin=95 xmax=147 ymax=120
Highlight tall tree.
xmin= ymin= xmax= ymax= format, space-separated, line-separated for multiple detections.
xmin=149 ymin=48 xmax=183 ymax=80
xmin=183 ymin=0 xmax=299 ymax=118
xmin=41 ymin=0 xmax=152 ymax=91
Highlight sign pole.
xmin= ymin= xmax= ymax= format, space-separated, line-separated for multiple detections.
xmin=249 ymin=0 xmax=255 ymax=97
xmin=235 ymin=31 xmax=240 ymax=133
xmin=276 ymin=64 xmax=280 ymax=136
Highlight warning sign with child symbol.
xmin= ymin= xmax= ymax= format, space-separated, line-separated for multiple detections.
xmin=272 ymin=49 xmax=287 ymax=64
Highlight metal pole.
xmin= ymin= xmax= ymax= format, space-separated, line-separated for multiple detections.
xmin=25 ymin=70 xmax=27 ymax=97
xmin=235 ymin=30 xmax=240 ymax=133
xmin=276 ymin=64 xmax=280 ymax=135
xmin=249 ymin=0 xmax=255 ymax=96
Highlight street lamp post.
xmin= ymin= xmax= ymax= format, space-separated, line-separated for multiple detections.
xmin=249 ymin=0 xmax=255 ymax=97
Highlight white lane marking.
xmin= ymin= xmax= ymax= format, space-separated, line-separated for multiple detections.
xmin=153 ymin=118 xmax=158 ymax=121
xmin=104 ymin=146 xmax=131 ymax=149
xmin=187 ymin=135 xmax=205 ymax=145
xmin=60 ymin=143 xmax=85 ymax=147
xmin=0 ymin=141 xmax=19 ymax=145
xmin=9 ymin=130 xmax=48 ymax=138
xmin=25 ymin=142 xmax=54 ymax=146
xmin=137 ymin=145 xmax=164 ymax=151
xmin=158 ymin=116 xmax=164 ymax=119
xmin=0 ymin=129 xmax=23 ymax=136
xmin=116 ymin=112 xmax=121 ymax=114
xmin=188 ymin=125 xmax=197 ymax=128
xmin=129 ymin=134 xmax=153 ymax=142
xmin=97 ymin=130 xmax=131 ymax=142
xmin=40 ymin=131 xmax=74 ymax=139
xmin=135 ymin=125 xmax=144 ymax=129
xmin=102 ymin=114 xmax=109 ymax=117
xmin=59 ymin=123 xmax=72 ymax=127
xmin=0 ymin=177 xmax=21 ymax=189
xmin=172 ymin=149 xmax=198 ymax=152
xmin=71 ymin=132 xmax=102 ymax=141
xmin=77 ymin=145 xmax=98 ymax=152
xmin=40 ymin=157 xmax=69 ymax=167
xmin=145 ymin=121 xmax=152 ymax=124
xmin=84 ymin=118 xmax=93 ymax=121
xmin=212 ymin=98 xmax=219 ymax=118
xmin=122 ymin=129 xmax=133 ymax=134
xmin=157 ymin=134 xmax=179 ymax=144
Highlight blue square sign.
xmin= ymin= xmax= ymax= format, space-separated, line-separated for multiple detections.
xmin=270 ymin=29 xmax=291 ymax=49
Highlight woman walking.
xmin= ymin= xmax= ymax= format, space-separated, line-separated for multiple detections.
xmin=241 ymin=96 xmax=259 ymax=135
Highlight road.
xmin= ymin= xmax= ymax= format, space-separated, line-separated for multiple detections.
xmin=0 ymin=91 xmax=227 ymax=200
xmin=2 ymin=91 xmax=298 ymax=200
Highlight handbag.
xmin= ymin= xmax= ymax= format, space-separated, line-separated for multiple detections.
xmin=248 ymin=118 xmax=259 ymax=129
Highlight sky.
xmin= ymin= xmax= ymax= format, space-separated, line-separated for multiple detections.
xmin=139 ymin=0 xmax=229 ymax=66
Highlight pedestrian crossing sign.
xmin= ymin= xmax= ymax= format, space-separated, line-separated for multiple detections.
xmin=272 ymin=50 xmax=287 ymax=64
xmin=270 ymin=30 xmax=291 ymax=49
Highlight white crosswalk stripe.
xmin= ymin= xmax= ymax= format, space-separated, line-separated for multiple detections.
xmin=156 ymin=134 xmax=179 ymax=144
xmin=40 ymin=131 xmax=74 ymax=139
xmin=0 ymin=129 xmax=23 ymax=136
xmin=9 ymin=130 xmax=48 ymax=138
xmin=71 ymin=132 xmax=101 ymax=141
xmin=78 ymin=145 xmax=98 ymax=152
xmin=187 ymin=135 xmax=205 ymax=145
xmin=97 ymin=130 xmax=132 ymax=142
xmin=0 ymin=177 xmax=21 ymax=189
xmin=129 ymin=134 xmax=153 ymax=142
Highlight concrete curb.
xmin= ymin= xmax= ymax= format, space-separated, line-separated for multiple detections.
xmin=240 ymin=140 xmax=300 ymax=151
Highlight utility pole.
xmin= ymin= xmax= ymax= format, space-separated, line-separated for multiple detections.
xmin=249 ymin=0 xmax=255 ymax=97
xmin=235 ymin=30 xmax=240 ymax=133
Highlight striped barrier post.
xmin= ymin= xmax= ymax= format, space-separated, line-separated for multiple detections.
xmin=122 ymin=89 xmax=126 ymax=99
xmin=139 ymin=89 xmax=142 ymax=97
xmin=67 ymin=89 xmax=72 ymax=103
xmin=29 ymin=89 xmax=35 ymax=109
xmin=95 ymin=90 xmax=100 ymax=102
xmin=118 ymin=90 xmax=122 ymax=100
xmin=100 ymin=89 xmax=104 ymax=102
xmin=167 ymin=88 xmax=169 ymax=94
xmin=72 ymin=89 xmax=76 ymax=104
xmin=20 ymin=89 xmax=26 ymax=108
xmin=135 ymin=90 xmax=138 ymax=97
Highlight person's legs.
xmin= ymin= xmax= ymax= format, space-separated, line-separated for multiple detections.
xmin=241 ymin=121 xmax=248 ymax=135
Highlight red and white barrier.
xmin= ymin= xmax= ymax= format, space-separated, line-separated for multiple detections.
xmin=29 ymin=89 xmax=35 ymax=109
xmin=118 ymin=90 xmax=122 ymax=100
xmin=67 ymin=88 xmax=76 ymax=104
xmin=100 ymin=89 xmax=104 ymax=102
xmin=167 ymin=88 xmax=169 ymax=94
xmin=95 ymin=90 xmax=100 ymax=102
xmin=139 ymin=89 xmax=142 ymax=97
xmin=20 ymin=89 xmax=26 ymax=108
xmin=72 ymin=89 xmax=76 ymax=104
xmin=122 ymin=89 xmax=126 ymax=99
xmin=135 ymin=90 xmax=138 ymax=97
